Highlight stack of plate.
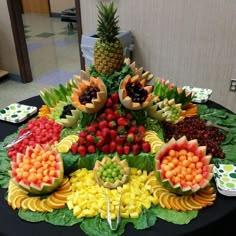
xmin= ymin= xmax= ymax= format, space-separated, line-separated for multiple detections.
xmin=183 ymin=86 xmax=212 ymax=103
xmin=213 ymin=164 xmax=236 ymax=197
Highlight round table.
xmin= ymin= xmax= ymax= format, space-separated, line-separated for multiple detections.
xmin=0 ymin=96 xmax=235 ymax=236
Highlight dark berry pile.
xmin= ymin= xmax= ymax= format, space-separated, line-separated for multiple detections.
xmin=126 ymin=82 xmax=148 ymax=103
xmin=60 ymin=104 xmax=76 ymax=118
xmin=162 ymin=116 xmax=226 ymax=158
xmin=79 ymin=86 xmax=100 ymax=105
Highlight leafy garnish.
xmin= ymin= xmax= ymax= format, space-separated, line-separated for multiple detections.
xmin=18 ymin=207 xmax=82 ymax=226
xmin=79 ymin=112 xmax=97 ymax=129
xmin=152 ymin=205 xmax=198 ymax=224
xmin=89 ymin=64 xmax=134 ymax=95
xmin=0 ymin=148 xmax=10 ymax=188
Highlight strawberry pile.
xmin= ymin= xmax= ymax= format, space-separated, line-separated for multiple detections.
xmin=70 ymin=93 xmax=151 ymax=156
xmin=7 ymin=117 xmax=62 ymax=161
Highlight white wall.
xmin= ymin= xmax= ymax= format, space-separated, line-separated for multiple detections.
xmin=0 ymin=0 xmax=19 ymax=74
xmin=80 ymin=0 xmax=236 ymax=113
xmin=50 ymin=0 xmax=75 ymax=13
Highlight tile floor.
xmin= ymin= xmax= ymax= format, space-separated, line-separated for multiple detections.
xmin=0 ymin=14 xmax=81 ymax=109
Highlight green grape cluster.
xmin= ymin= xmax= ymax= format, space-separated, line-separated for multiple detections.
xmin=97 ymin=160 xmax=124 ymax=183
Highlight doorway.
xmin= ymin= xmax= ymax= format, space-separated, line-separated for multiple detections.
xmin=6 ymin=0 xmax=84 ymax=84
xmin=21 ymin=0 xmax=50 ymax=15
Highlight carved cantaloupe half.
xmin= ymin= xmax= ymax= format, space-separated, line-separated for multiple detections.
xmin=71 ymin=76 xmax=107 ymax=114
xmin=119 ymin=74 xmax=154 ymax=110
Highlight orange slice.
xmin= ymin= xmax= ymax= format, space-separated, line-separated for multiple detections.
xmin=179 ymin=196 xmax=193 ymax=211
xmin=11 ymin=195 xmax=28 ymax=210
xmin=21 ymin=198 xmax=31 ymax=211
xmin=159 ymin=192 xmax=172 ymax=209
xmin=46 ymin=196 xmax=65 ymax=209
xmin=168 ymin=194 xmax=181 ymax=211
xmin=57 ymin=181 xmax=71 ymax=192
xmin=184 ymin=195 xmax=202 ymax=210
xmin=53 ymin=191 xmax=71 ymax=201
xmin=172 ymin=196 xmax=187 ymax=212
xmin=40 ymin=199 xmax=53 ymax=212
xmin=27 ymin=197 xmax=41 ymax=212
xmin=153 ymin=187 xmax=168 ymax=198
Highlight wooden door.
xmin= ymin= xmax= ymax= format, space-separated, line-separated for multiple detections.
xmin=21 ymin=0 xmax=49 ymax=15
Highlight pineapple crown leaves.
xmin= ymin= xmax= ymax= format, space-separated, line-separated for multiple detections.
xmin=96 ymin=1 xmax=120 ymax=42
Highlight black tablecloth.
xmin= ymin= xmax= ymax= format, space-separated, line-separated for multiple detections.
xmin=0 ymin=96 xmax=236 ymax=236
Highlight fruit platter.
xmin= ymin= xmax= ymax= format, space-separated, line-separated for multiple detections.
xmin=1 ymin=2 xmax=236 ymax=236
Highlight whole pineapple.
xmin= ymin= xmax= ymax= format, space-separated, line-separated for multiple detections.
xmin=94 ymin=1 xmax=124 ymax=76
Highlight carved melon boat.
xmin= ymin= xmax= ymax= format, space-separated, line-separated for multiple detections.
xmin=9 ymin=144 xmax=64 ymax=195
xmin=71 ymin=76 xmax=107 ymax=114
xmin=146 ymin=97 xmax=184 ymax=123
xmin=119 ymin=74 xmax=154 ymax=110
xmin=155 ymin=136 xmax=213 ymax=195
xmin=49 ymin=99 xmax=80 ymax=128
xmin=94 ymin=156 xmax=130 ymax=189
xmin=153 ymin=78 xmax=194 ymax=108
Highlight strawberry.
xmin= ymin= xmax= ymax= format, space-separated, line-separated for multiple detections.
xmin=132 ymin=144 xmax=141 ymax=155
xmin=77 ymin=145 xmax=86 ymax=157
xmin=105 ymin=98 xmax=113 ymax=107
xmin=123 ymin=145 xmax=130 ymax=155
xmin=86 ymin=134 xmax=95 ymax=145
xmin=98 ymin=120 xmax=108 ymax=129
xmin=109 ymin=141 xmax=116 ymax=153
xmin=96 ymin=130 xmax=102 ymax=137
xmin=95 ymin=135 xmax=104 ymax=147
xmin=86 ymin=125 xmax=96 ymax=134
xmin=110 ymin=130 xmax=117 ymax=140
xmin=101 ymin=144 xmax=109 ymax=154
xmin=117 ymin=126 xmax=127 ymax=135
xmin=107 ymin=113 xmax=116 ymax=121
xmin=79 ymin=131 xmax=87 ymax=138
xmin=78 ymin=136 xmax=86 ymax=145
xmin=101 ymin=128 xmax=110 ymax=139
xmin=117 ymin=117 xmax=128 ymax=126
xmin=134 ymin=133 xmax=143 ymax=144
xmin=111 ymin=93 xmax=119 ymax=104
xmin=125 ymin=112 xmax=133 ymax=120
xmin=126 ymin=133 xmax=135 ymax=143
xmin=104 ymin=108 xmax=113 ymax=115
xmin=97 ymin=113 xmax=107 ymax=121
xmin=108 ymin=121 xmax=116 ymax=129
xmin=116 ymin=145 xmax=123 ymax=155
xmin=142 ymin=142 xmax=151 ymax=153
xmin=87 ymin=144 xmax=96 ymax=153
xmin=138 ymin=125 xmax=146 ymax=135
xmin=128 ymin=126 xmax=137 ymax=134
xmin=116 ymin=135 xmax=126 ymax=145
xmin=71 ymin=144 xmax=78 ymax=155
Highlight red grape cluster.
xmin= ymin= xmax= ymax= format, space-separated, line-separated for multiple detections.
xmin=162 ymin=116 xmax=226 ymax=158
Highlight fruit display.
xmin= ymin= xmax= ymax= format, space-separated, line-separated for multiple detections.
xmin=1 ymin=1 xmax=236 ymax=236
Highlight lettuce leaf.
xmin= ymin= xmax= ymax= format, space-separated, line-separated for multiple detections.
xmin=0 ymin=147 xmax=10 ymax=188
xmin=120 ymin=152 xmax=155 ymax=172
xmin=18 ymin=207 xmax=82 ymax=226
xmin=152 ymin=205 xmax=198 ymax=224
